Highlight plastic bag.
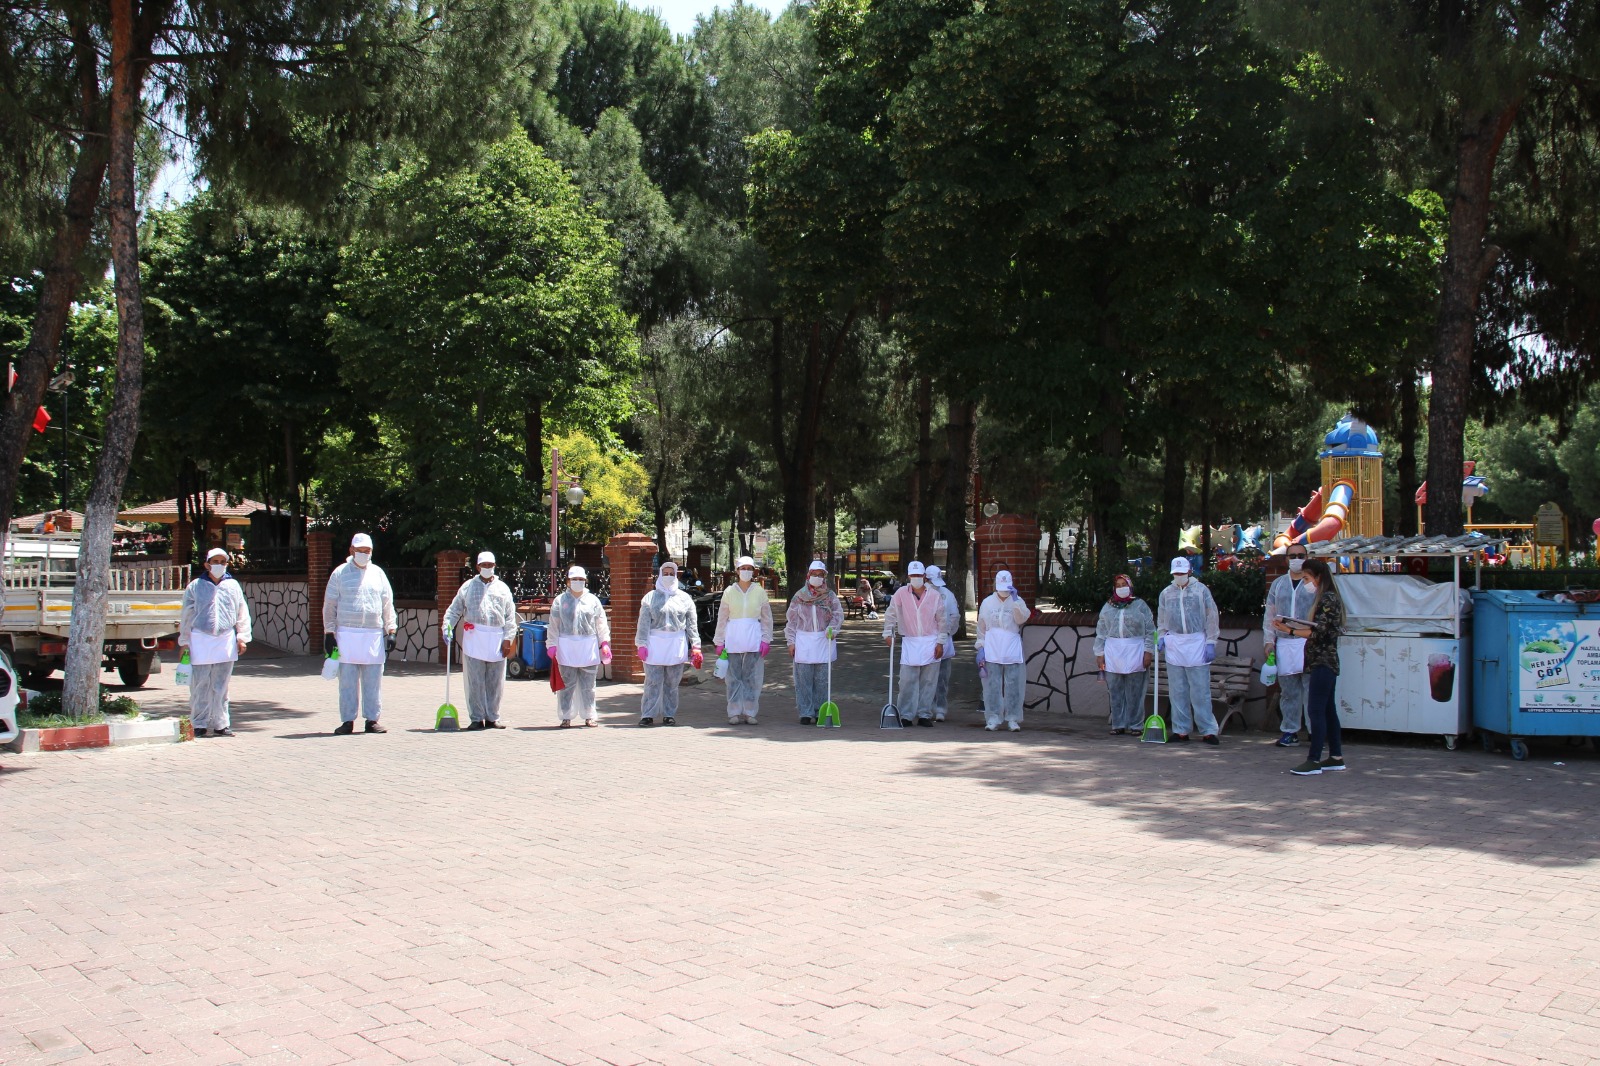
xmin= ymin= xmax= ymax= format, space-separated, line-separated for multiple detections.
xmin=321 ymin=650 xmax=341 ymax=680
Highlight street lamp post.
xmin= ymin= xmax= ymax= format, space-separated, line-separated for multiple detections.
xmin=544 ymin=449 xmax=584 ymax=594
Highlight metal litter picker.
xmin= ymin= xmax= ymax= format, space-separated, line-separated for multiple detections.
xmin=880 ymin=634 xmax=903 ymax=729
xmin=816 ymin=627 xmax=840 ymax=727
xmin=1141 ymin=640 xmax=1166 ymax=743
xmin=436 ymin=634 xmax=460 ymax=730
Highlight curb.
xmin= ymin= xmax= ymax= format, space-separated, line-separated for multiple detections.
xmin=4 ymin=718 xmax=186 ymax=754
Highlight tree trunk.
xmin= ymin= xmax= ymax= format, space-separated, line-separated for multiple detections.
xmin=1155 ymin=428 xmax=1187 ymax=565
xmin=1198 ymin=445 xmax=1214 ymax=572
xmin=1425 ymin=104 xmax=1519 ymax=536
xmin=63 ymin=0 xmax=146 ymax=718
xmin=284 ymin=422 xmax=301 ymax=544
xmin=1396 ymin=364 xmax=1419 ymax=536
xmin=825 ymin=477 xmax=836 ymax=573
xmin=901 ymin=461 xmax=918 ymax=570
xmin=915 ymin=374 xmax=935 ymax=559
xmin=943 ymin=396 xmax=976 ymax=638
xmin=524 ymin=398 xmax=543 ymax=487
xmin=0 ymin=15 xmax=108 ymax=561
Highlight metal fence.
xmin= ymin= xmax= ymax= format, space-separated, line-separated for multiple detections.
xmin=455 ymin=563 xmax=611 ymax=602
xmin=232 ymin=545 xmax=308 ymax=575
xmin=387 ymin=567 xmax=437 ymax=602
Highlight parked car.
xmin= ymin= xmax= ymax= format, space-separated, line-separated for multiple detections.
xmin=0 ymin=649 xmax=21 ymax=746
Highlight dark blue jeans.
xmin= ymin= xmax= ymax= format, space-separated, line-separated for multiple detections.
xmin=1306 ymin=664 xmax=1342 ymax=761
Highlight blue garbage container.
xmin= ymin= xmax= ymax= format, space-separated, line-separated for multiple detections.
xmin=519 ymin=620 xmax=551 ymax=674
xmin=1473 ymin=589 xmax=1600 ymax=760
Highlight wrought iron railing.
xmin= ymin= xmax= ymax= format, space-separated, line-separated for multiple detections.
xmin=232 ymin=545 xmax=307 ymax=575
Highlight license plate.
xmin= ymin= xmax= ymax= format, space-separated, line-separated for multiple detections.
xmin=103 ymin=641 xmax=137 ymax=654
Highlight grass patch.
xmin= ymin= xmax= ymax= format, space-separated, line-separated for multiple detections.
xmin=21 ymin=688 xmax=140 ymax=728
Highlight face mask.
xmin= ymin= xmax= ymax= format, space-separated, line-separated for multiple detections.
xmin=909 ymin=576 xmax=925 ymax=589
xmin=738 ymin=569 xmax=754 ymax=582
xmin=209 ymin=563 xmax=226 ymax=580
xmin=1174 ymin=574 xmax=1189 ymax=587
xmin=353 ymin=552 xmax=370 ymax=568
xmin=995 ymin=585 xmax=1009 ymax=597
xmin=808 ymin=575 xmax=825 ymax=588
xmin=1288 ymin=558 xmax=1305 ymax=574
xmin=569 ymin=580 xmax=585 ymax=594
xmin=1114 ymin=586 xmax=1131 ymax=600
xmin=479 ymin=567 xmax=495 ymax=580
xmin=657 ymin=574 xmax=678 ymax=594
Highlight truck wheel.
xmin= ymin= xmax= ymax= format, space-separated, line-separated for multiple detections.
xmin=117 ymin=660 xmax=151 ymax=688
xmin=21 ymin=668 xmax=54 ymax=688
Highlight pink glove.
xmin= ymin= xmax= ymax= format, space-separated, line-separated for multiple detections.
xmin=715 ymin=644 xmax=724 ymax=657
xmin=691 ymin=650 xmax=704 ymax=670
xmin=548 ymin=644 xmax=558 ymax=663
xmin=759 ymin=641 xmax=770 ymax=658
xmin=600 ymin=641 xmax=612 ymax=665
xmin=637 ymin=646 xmax=649 ymax=661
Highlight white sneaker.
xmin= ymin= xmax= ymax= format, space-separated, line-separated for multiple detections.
xmin=1007 ymin=722 xmax=1021 ymax=732
xmin=935 ymin=713 xmax=946 ymax=721
xmin=984 ymin=723 xmax=998 ymax=731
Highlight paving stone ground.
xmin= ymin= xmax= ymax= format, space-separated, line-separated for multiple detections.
xmin=4 ymin=618 xmax=1600 ymax=1065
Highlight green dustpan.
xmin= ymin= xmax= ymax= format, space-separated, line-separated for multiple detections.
xmin=436 ymin=635 xmax=460 ymax=731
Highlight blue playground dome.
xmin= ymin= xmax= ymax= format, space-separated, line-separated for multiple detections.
xmin=1319 ymin=413 xmax=1383 ymax=458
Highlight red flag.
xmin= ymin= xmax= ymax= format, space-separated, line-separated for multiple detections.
xmin=31 ymin=406 xmax=50 ymax=433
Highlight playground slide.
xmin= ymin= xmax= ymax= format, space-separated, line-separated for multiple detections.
xmin=1272 ymin=481 xmax=1356 ymax=550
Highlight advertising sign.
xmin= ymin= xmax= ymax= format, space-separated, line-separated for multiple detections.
xmin=1517 ymin=618 xmax=1600 ymax=711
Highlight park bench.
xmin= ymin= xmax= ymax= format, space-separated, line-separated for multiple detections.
xmin=1149 ymin=654 xmax=1254 ymax=734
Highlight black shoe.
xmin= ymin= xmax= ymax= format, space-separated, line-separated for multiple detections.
xmin=364 ymin=721 xmax=387 ymax=734
xmin=800 ymin=716 xmax=815 ymax=725
xmin=1202 ymin=734 xmax=1219 ymax=746
xmin=639 ymin=717 xmax=654 ymax=727
xmin=333 ymin=721 xmax=354 ymax=735
xmin=663 ymin=717 xmax=676 ymax=726
xmin=486 ymin=720 xmax=505 ymax=729
xmin=1170 ymin=733 xmax=1191 ymax=742
xmin=900 ymin=718 xmax=914 ymax=727
xmin=918 ymin=717 xmax=934 ymax=727
xmin=466 ymin=721 xmax=487 ymax=731
xmin=213 ymin=728 xmax=235 ymax=738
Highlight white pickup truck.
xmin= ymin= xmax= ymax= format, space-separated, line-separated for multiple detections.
xmin=3 ymin=533 xmax=185 ymax=688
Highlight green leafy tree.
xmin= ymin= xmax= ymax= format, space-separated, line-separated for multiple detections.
xmin=545 ymin=429 xmax=647 ymax=546
xmin=331 ymin=133 xmax=638 ymax=559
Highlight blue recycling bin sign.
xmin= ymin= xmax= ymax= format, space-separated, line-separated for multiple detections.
xmin=1472 ymin=589 xmax=1600 ymax=759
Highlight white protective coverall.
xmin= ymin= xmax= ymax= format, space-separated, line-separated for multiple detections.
xmin=1156 ymin=577 xmax=1221 ymax=737
xmin=715 ymin=581 xmax=774 ymax=722
xmin=928 ymin=567 xmax=961 ymax=721
xmin=547 ymin=587 xmax=610 ymax=723
xmin=1094 ymin=596 xmax=1155 ymax=732
xmin=635 ymin=578 xmax=700 ymax=723
xmin=975 ymin=583 xmax=1030 ymax=729
xmin=444 ymin=575 xmax=518 ymax=724
xmin=1263 ymin=571 xmax=1316 ymax=735
xmin=323 ymin=557 xmax=397 ymax=723
xmin=784 ymin=580 xmax=842 ymax=722
xmin=179 ymin=570 xmax=252 ymax=733
xmin=883 ymin=581 xmax=947 ymax=724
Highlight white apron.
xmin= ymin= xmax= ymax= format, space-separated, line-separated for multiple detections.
xmin=336 ymin=626 xmax=385 ymax=665
xmin=1103 ymin=636 xmax=1145 ymax=675
xmin=1165 ymin=630 xmax=1206 ymax=668
xmin=557 ymin=634 xmax=600 ymax=668
xmin=1275 ymin=636 xmax=1306 ymax=677
xmin=725 ymin=616 xmax=762 ymax=654
xmin=901 ymin=634 xmax=939 ymax=666
xmin=188 ymin=629 xmax=237 ymax=666
xmin=793 ymin=629 xmax=835 ymax=664
xmin=984 ymin=627 xmax=1024 ymax=665
xmin=461 ymin=622 xmax=504 ymax=663
xmin=646 ymin=628 xmax=688 ymax=666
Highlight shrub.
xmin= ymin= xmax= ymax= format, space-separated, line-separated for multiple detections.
xmin=21 ymin=688 xmax=140 ymax=727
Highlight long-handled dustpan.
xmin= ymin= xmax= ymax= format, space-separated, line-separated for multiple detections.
xmin=1141 ymin=641 xmax=1166 ymax=743
xmin=880 ymin=633 xmax=903 ymax=729
xmin=817 ymin=627 xmax=841 ymax=727
xmin=436 ymin=634 xmax=460 ymax=730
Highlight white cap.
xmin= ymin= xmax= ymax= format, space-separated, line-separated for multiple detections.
xmin=926 ymin=565 xmax=945 ymax=587
xmin=476 ymin=551 xmax=496 ymax=566
xmin=906 ymin=561 xmax=926 ymax=576
xmin=736 ymin=556 xmax=756 ymax=570
xmin=995 ymin=569 xmax=1016 ymax=591
xmin=1170 ymin=556 xmax=1191 ymax=574
xmin=351 ymin=533 xmax=373 ymax=550
xmin=807 ymin=559 xmax=827 ymax=573
xmin=567 ymin=565 xmax=587 ymax=580
xmin=206 ymin=548 xmax=228 ymax=561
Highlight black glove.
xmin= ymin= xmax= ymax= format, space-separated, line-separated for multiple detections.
xmin=385 ymin=635 xmax=396 ymax=654
xmin=323 ymin=633 xmax=338 ymax=656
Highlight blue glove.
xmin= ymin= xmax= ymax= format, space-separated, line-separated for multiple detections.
xmin=1204 ymin=642 xmax=1216 ymax=664
xmin=975 ymin=648 xmax=986 ymax=667
xmin=1156 ymin=634 xmax=1165 ymax=652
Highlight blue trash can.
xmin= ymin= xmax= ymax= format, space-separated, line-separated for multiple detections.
xmin=519 ymin=620 xmax=551 ymax=673
xmin=1473 ymin=589 xmax=1600 ymax=760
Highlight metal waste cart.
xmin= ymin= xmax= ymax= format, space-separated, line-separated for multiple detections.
xmin=1472 ymin=589 xmax=1600 ymax=760
xmin=1305 ymin=534 xmax=1495 ymax=748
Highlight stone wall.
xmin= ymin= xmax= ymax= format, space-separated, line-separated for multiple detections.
xmin=238 ymin=577 xmax=310 ymax=655
xmin=392 ymin=603 xmax=439 ymax=663
xmin=1024 ymin=612 xmax=1270 ymax=728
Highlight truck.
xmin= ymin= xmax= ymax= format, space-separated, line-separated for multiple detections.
xmin=3 ymin=533 xmax=185 ymax=688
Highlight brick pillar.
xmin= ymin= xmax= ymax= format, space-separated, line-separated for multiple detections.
xmin=975 ymin=514 xmax=1041 ymax=607
xmin=606 ymin=532 xmax=657 ymax=682
xmin=173 ymin=521 xmax=192 ymax=566
xmin=434 ymin=549 xmax=468 ymax=663
xmin=306 ymin=530 xmax=333 ymax=649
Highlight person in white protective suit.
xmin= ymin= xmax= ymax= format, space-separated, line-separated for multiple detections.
xmin=547 ymin=565 xmax=611 ymax=727
xmin=323 ymin=532 xmax=397 ymax=734
xmin=442 ymin=551 xmax=519 ymax=729
xmin=635 ymin=559 xmax=702 ymax=725
xmin=1094 ymin=573 xmax=1155 ymax=734
xmin=1156 ymin=556 xmax=1221 ymax=745
xmin=715 ymin=555 xmax=774 ymax=724
xmin=1263 ymin=543 xmax=1314 ymax=747
xmin=883 ymin=560 xmax=947 ymax=726
xmin=976 ymin=569 xmax=1030 ymax=730
xmin=927 ymin=564 xmax=961 ymax=722
xmin=784 ymin=559 xmax=843 ymax=724
xmin=179 ymin=548 xmax=252 ymax=737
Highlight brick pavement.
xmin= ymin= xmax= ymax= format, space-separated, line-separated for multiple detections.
xmin=3 ymin=621 xmax=1600 ymax=1065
